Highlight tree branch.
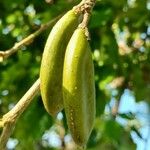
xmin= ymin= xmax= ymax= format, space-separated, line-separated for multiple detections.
xmin=111 ymin=96 xmax=121 ymax=118
xmin=0 ymin=78 xmax=40 ymax=150
xmin=0 ymin=15 xmax=62 ymax=62
xmin=0 ymin=0 xmax=96 ymax=62
xmin=110 ymin=77 xmax=127 ymax=118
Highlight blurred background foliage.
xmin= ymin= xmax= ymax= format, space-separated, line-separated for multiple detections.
xmin=0 ymin=0 xmax=150 ymax=149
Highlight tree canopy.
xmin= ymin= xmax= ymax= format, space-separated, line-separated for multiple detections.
xmin=0 ymin=0 xmax=150 ymax=149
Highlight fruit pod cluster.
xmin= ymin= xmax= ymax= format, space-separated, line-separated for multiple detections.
xmin=40 ymin=8 xmax=95 ymax=147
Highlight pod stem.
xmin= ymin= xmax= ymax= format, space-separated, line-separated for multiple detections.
xmin=79 ymin=12 xmax=90 ymax=29
xmin=78 ymin=12 xmax=91 ymax=40
xmin=73 ymin=0 xmax=96 ymax=14
xmin=73 ymin=0 xmax=96 ymax=40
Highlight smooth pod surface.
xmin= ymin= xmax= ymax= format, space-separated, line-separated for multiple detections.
xmin=40 ymin=10 xmax=80 ymax=117
xmin=63 ymin=28 xmax=96 ymax=146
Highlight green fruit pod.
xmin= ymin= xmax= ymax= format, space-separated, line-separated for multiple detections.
xmin=40 ymin=10 xmax=80 ymax=117
xmin=63 ymin=28 xmax=96 ymax=146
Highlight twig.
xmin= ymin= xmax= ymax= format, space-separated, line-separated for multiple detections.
xmin=111 ymin=78 xmax=127 ymax=118
xmin=0 ymin=78 xmax=40 ymax=150
xmin=0 ymin=15 xmax=62 ymax=62
xmin=111 ymin=98 xmax=121 ymax=118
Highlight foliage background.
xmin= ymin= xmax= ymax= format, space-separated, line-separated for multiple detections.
xmin=0 ymin=0 xmax=150 ymax=149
